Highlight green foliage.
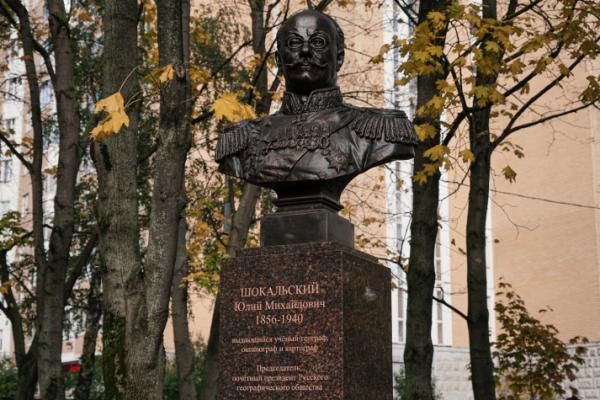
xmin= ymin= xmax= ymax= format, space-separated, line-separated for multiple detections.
xmin=493 ymin=280 xmax=588 ymax=400
xmin=0 ymin=358 xmax=17 ymax=400
xmin=164 ymin=341 xmax=207 ymax=400
xmin=394 ymin=368 xmax=441 ymax=400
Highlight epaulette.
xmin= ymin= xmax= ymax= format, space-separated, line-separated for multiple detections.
xmin=350 ymin=107 xmax=418 ymax=144
xmin=215 ymin=120 xmax=256 ymax=161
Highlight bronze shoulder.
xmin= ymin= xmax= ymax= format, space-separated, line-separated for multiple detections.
xmin=348 ymin=106 xmax=418 ymax=144
xmin=215 ymin=119 xmax=260 ymax=162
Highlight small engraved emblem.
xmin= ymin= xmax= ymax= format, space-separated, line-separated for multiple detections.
xmin=325 ymin=149 xmax=351 ymax=172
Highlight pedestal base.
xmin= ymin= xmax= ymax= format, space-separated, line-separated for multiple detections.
xmin=218 ymin=242 xmax=392 ymax=399
xmin=260 ymin=209 xmax=354 ymax=248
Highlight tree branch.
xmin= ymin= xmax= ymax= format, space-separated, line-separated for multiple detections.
xmin=0 ymin=131 xmax=33 ymax=172
xmin=433 ymin=292 xmax=469 ymax=322
xmin=492 ymin=43 xmax=595 ymax=149
xmin=501 ymin=101 xmax=595 ymax=137
xmin=64 ymin=231 xmax=98 ymax=304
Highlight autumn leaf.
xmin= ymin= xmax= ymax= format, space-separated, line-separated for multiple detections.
xmin=91 ymin=92 xmax=130 ymax=140
xmin=159 ymin=64 xmax=174 ymax=83
xmin=211 ymin=93 xmax=257 ymax=123
xmin=423 ymin=144 xmax=448 ymax=161
xmin=414 ymin=123 xmax=437 ymax=141
xmin=459 ymin=148 xmax=475 ymax=163
xmin=502 ymin=165 xmax=517 ymax=183
xmin=190 ymin=66 xmax=211 ymax=86
xmin=0 ymin=281 xmax=10 ymax=295
xmin=484 ymin=40 xmax=501 ymax=53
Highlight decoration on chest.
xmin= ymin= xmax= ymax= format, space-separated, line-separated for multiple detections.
xmin=259 ymin=118 xmax=331 ymax=153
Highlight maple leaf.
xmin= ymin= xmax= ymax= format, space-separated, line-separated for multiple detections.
xmin=459 ymin=148 xmax=475 ymax=163
xmin=211 ymin=93 xmax=257 ymax=123
xmin=91 ymin=92 xmax=130 ymax=140
xmin=423 ymin=144 xmax=448 ymax=161
xmin=485 ymin=40 xmax=501 ymax=53
xmin=0 ymin=281 xmax=10 ymax=295
xmin=502 ymin=165 xmax=517 ymax=183
xmin=159 ymin=64 xmax=174 ymax=83
xmin=414 ymin=123 xmax=437 ymax=141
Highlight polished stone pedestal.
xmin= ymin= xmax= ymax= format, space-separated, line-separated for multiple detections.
xmin=260 ymin=209 xmax=354 ymax=248
xmin=218 ymin=242 xmax=392 ymax=399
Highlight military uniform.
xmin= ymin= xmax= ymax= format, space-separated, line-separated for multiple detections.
xmin=216 ymin=87 xmax=417 ymax=185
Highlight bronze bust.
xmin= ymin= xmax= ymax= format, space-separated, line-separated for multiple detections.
xmin=216 ymin=9 xmax=416 ymax=212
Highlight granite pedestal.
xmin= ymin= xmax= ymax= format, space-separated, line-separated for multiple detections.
xmin=218 ymin=242 xmax=392 ymax=399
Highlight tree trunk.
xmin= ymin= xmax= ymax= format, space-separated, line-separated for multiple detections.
xmin=93 ymin=0 xmax=141 ymax=398
xmin=467 ymin=1 xmax=498 ymax=399
xmin=15 ymin=350 xmax=38 ymax=400
xmin=171 ymin=218 xmax=197 ymax=400
xmin=403 ymin=2 xmax=448 ymax=399
xmin=1 ymin=249 xmax=38 ymax=400
xmin=124 ymin=1 xmax=192 ymax=398
xmin=74 ymin=268 xmax=102 ymax=400
xmin=466 ymin=116 xmax=496 ymax=400
xmin=38 ymin=1 xmax=83 ymax=398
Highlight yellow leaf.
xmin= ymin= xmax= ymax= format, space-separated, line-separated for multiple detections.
xmin=159 ymin=64 xmax=174 ymax=83
xmin=92 ymin=92 xmax=130 ymax=140
xmin=0 ymin=282 xmax=10 ymax=295
xmin=502 ymin=165 xmax=517 ymax=183
xmin=414 ymin=123 xmax=437 ymax=141
xmin=211 ymin=93 xmax=257 ymax=123
xmin=412 ymin=171 xmax=428 ymax=185
xmin=423 ymin=144 xmax=448 ymax=161
xmin=459 ymin=148 xmax=475 ymax=163
xmin=484 ymin=40 xmax=501 ymax=53
xmin=95 ymin=92 xmax=124 ymax=114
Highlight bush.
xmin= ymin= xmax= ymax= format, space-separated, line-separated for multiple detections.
xmin=493 ymin=280 xmax=587 ymax=400
xmin=0 ymin=358 xmax=17 ymax=400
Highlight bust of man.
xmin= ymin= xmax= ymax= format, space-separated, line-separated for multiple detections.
xmin=216 ymin=9 xmax=416 ymax=211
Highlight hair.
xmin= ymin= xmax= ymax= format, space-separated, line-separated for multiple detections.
xmin=276 ymin=9 xmax=345 ymax=56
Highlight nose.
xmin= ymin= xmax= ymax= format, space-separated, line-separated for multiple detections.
xmin=300 ymin=40 xmax=310 ymax=56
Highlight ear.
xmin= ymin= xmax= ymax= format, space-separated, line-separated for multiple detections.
xmin=336 ymin=49 xmax=344 ymax=72
xmin=275 ymin=51 xmax=282 ymax=70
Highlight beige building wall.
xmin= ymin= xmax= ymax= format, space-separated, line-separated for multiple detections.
xmin=490 ymin=69 xmax=600 ymax=342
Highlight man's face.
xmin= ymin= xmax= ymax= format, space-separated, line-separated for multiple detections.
xmin=277 ymin=11 xmax=342 ymax=95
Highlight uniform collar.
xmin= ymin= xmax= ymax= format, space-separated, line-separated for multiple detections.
xmin=280 ymin=87 xmax=344 ymax=115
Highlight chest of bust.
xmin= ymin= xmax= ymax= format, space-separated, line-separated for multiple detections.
xmin=246 ymin=108 xmax=361 ymax=181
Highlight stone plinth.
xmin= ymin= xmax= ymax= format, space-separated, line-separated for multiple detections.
xmin=218 ymin=242 xmax=392 ymax=399
xmin=260 ymin=209 xmax=354 ymax=248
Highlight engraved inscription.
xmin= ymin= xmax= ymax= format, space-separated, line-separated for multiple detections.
xmin=225 ymin=280 xmax=332 ymax=394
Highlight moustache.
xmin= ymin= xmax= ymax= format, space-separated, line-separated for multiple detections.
xmin=285 ymin=59 xmax=328 ymax=68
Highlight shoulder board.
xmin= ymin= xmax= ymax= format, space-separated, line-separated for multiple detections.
xmin=350 ymin=107 xmax=418 ymax=144
xmin=215 ymin=120 xmax=257 ymax=161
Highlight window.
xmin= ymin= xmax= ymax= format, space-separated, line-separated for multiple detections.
xmin=0 ymin=159 xmax=12 ymax=183
xmin=22 ymin=193 xmax=29 ymax=215
xmin=3 ymin=118 xmax=15 ymax=132
xmin=0 ymin=200 xmax=9 ymax=216
xmin=436 ymin=288 xmax=444 ymax=344
xmin=397 ymin=288 xmax=405 ymax=342
xmin=4 ymin=77 xmax=21 ymax=100
xmin=40 ymin=81 xmax=51 ymax=107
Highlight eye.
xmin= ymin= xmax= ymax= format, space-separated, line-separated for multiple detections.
xmin=310 ymin=36 xmax=327 ymax=49
xmin=287 ymin=37 xmax=304 ymax=49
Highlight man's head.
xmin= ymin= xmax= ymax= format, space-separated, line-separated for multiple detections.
xmin=276 ymin=10 xmax=345 ymax=96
